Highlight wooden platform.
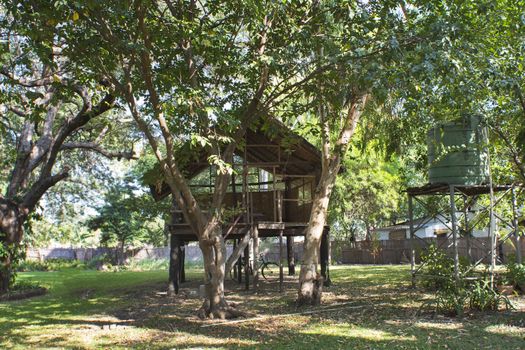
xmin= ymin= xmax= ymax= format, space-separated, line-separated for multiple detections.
xmin=168 ymin=221 xmax=315 ymax=241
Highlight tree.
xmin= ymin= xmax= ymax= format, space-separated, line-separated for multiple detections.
xmin=294 ymin=0 xmax=493 ymax=304
xmin=0 ymin=5 xmax=136 ymax=293
xmin=45 ymin=0 xmax=333 ymax=318
xmin=389 ymin=0 xmax=525 ymax=182
xmin=329 ymin=148 xmax=404 ymax=242
xmin=88 ymin=180 xmax=167 ymax=265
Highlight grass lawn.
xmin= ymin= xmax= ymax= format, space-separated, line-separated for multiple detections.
xmin=1 ymin=265 xmax=524 ymax=349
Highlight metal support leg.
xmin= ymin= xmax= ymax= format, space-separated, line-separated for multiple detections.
xmin=489 ymin=184 xmax=496 ymax=288
xmin=512 ymin=186 xmax=522 ymax=264
xmin=463 ymin=195 xmax=471 ymax=263
xmin=449 ymin=185 xmax=459 ymax=285
xmin=408 ymin=195 xmax=416 ymax=288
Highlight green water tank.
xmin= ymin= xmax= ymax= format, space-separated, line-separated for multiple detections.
xmin=427 ymin=116 xmax=489 ymax=185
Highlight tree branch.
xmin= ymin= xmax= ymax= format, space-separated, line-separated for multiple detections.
xmin=491 ymin=123 xmax=525 ymax=181
xmin=20 ymin=168 xmax=70 ymax=212
xmin=0 ymin=66 xmax=55 ymax=87
xmin=40 ymin=91 xmax=116 ymax=179
xmin=61 ymin=141 xmax=137 ymax=160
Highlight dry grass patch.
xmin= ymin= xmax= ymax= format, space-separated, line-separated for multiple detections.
xmin=1 ymin=265 xmax=524 ymax=349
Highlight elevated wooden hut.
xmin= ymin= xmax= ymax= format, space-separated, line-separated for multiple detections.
xmin=147 ymin=118 xmax=330 ymax=292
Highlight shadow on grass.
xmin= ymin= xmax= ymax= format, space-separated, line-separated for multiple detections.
xmin=1 ymin=265 xmax=524 ymax=349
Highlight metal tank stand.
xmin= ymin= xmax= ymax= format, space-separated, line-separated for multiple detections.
xmin=407 ymin=183 xmax=523 ymax=288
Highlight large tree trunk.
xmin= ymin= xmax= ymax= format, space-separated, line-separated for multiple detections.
xmin=0 ymin=199 xmax=25 ymax=294
xmin=0 ymin=254 xmax=12 ymax=294
xmin=297 ymin=173 xmax=336 ymax=306
xmin=197 ymin=227 xmax=245 ymax=319
xmin=297 ymin=93 xmax=368 ymax=306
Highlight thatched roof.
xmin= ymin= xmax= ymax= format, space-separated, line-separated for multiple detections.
xmin=144 ymin=117 xmax=322 ymax=201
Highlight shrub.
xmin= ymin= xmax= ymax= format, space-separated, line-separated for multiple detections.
xmin=420 ymin=244 xmax=469 ymax=291
xmin=18 ymin=258 xmax=84 ymax=272
xmin=421 ymin=244 xmax=514 ymax=316
xmin=85 ymin=254 xmax=113 ymax=270
xmin=11 ymin=279 xmax=44 ymax=291
xmin=126 ymin=258 xmax=169 ymax=271
xmin=469 ymin=279 xmax=513 ymax=311
xmin=435 ymin=285 xmax=469 ymax=317
xmin=504 ymin=256 xmax=525 ymax=291
xmin=17 ymin=260 xmax=49 ymax=272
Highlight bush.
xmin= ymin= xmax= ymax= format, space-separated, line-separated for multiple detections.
xmin=0 ymin=279 xmax=47 ymax=301
xmin=435 ymin=285 xmax=469 ymax=317
xmin=504 ymin=256 xmax=525 ymax=291
xmin=434 ymin=278 xmax=513 ymax=316
xmin=85 ymin=254 xmax=113 ymax=270
xmin=421 ymin=244 xmax=514 ymax=316
xmin=17 ymin=260 xmax=49 ymax=272
xmin=11 ymin=279 xmax=44 ymax=291
xmin=420 ymin=244 xmax=469 ymax=291
xmin=126 ymin=258 xmax=169 ymax=271
xmin=469 ymin=279 xmax=513 ymax=311
xmin=17 ymin=258 xmax=84 ymax=272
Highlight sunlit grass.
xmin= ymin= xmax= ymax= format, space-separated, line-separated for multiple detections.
xmin=1 ymin=265 xmax=523 ymax=349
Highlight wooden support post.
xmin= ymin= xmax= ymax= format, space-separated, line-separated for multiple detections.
xmin=279 ymin=229 xmax=284 ymax=292
xmin=180 ymin=242 xmax=186 ymax=283
xmin=408 ymin=194 xmax=416 ymax=288
xmin=237 ymin=239 xmax=243 ymax=283
xmin=277 ymin=190 xmax=284 ymax=292
xmin=512 ymin=186 xmax=522 ymax=264
xmin=168 ymin=235 xmax=181 ymax=296
xmin=449 ymin=185 xmax=460 ymax=285
xmin=273 ymin=166 xmax=277 ymax=222
xmin=244 ymin=243 xmax=250 ymax=291
xmin=287 ymin=236 xmax=295 ymax=275
xmin=320 ymin=228 xmax=331 ymax=286
xmin=253 ymin=225 xmax=259 ymax=291
xmin=168 ymin=194 xmax=184 ymax=293
xmin=232 ymin=239 xmax=238 ymax=280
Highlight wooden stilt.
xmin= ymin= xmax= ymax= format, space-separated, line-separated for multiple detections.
xmin=279 ymin=229 xmax=284 ymax=292
xmin=287 ymin=236 xmax=295 ymax=275
xmin=320 ymin=229 xmax=331 ymax=286
xmin=180 ymin=241 xmax=186 ymax=283
xmin=237 ymin=239 xmax=243 ymax=283
xmin=244 ymin=243 xmax=250 ymax=291
xmin=168 ymin=235 xmax=181 ymax=295
xmin=253 ymin=225 xmax=259 ymax=291
xmin=232 ymin=239 xmax=237 ymax=280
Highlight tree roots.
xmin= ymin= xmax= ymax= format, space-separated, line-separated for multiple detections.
xmin=197 ymin=299 xmax=248 ymax=320
xmin=297 ymin=274 xmax=323 ymax=307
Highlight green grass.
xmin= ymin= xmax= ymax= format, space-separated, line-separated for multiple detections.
xmin=1 ymin=265 xmax=523 ymax=349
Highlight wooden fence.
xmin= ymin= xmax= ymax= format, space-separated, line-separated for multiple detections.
xmin=26 ymin=237 xmax=525 ymax=266
xmin=338 ymin=237 xmax=525 ymax=265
